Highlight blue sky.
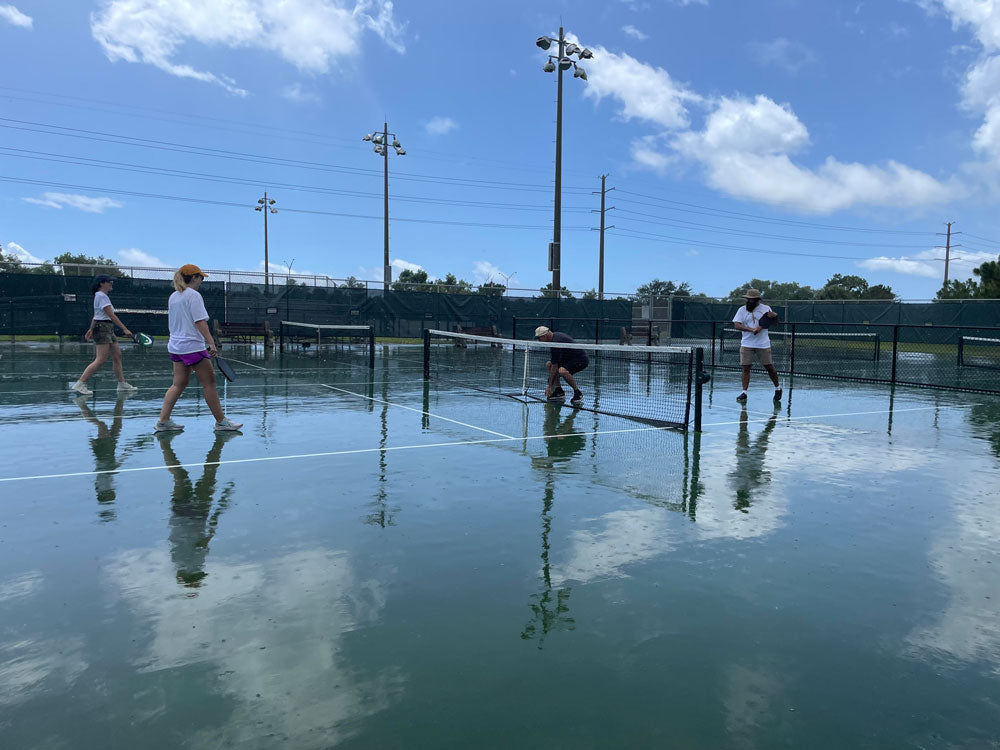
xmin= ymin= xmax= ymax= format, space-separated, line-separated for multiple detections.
xmin=3 ymin=0 xmax=1000 ymax=298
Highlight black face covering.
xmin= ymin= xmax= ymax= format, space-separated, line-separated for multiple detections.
xmin=746 ymin=298 xmax=760 ymax=311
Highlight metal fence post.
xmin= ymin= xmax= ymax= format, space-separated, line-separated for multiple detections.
xmin=423 ymin=328 xmax=431 ymax=379
xmin=694 ymin=347 xmax=705 ymax=433
xmin=790 ymin=322 xmax=796 ymax=374
xmin=891 ymin=325 xmax=899 ymax=383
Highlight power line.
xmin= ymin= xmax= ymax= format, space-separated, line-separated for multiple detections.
xmin=0 ymin=177 xmax=592 ymax=231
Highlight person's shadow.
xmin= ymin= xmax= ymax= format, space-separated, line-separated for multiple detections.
xmin=157 ymin=431 xmax=241 ymax=588
xmin=728 ymin=404 xmax=780 ymax=514
xmin=74 ymin=394 xmax=151 ymax=522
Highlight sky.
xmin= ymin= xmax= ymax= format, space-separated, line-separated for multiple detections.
xmin=3 ymin=0 xmax=1000 ymax=298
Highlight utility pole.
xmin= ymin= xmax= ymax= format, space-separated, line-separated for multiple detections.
xmin=536 ymin=28 xmax=592 ymax=295
xmin=937 ymin=221 xmax=961 ymax=287
xmin=255 ymin=192 xmax=277 ymax=292
xmin=591 ymin=175 xmax=615 ymax=300
xmin=362 ymin=124 xmax=406 ymax=291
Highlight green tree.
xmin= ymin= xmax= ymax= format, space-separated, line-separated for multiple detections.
xmin=434 ymin=273 xmax=473 ymax=294
xmin=727 ymin=279 xmax=815 ymax=301
xmin=343 ymin=276 xmax=366 ymax=289
xmin=477 ymin=281 xmax=506 ymax=296
xmin=0 ymin=246 xmax=25 ymax=273
xmin=635 ymin=279 xmax=692 ymax=301
xmin=391 ymin=268 xmax=429 ymax=292
xmin=581 ymin=288 xmax=598 ymax=300
xmin=973 ymin=256 xmax=1000 ymax=297
xmin=540 ymin=283 xmax=574 ymax=299
xmin=815 ymin=274 xmax=895 ymax=300
xmin=54 ymin=252 xmax=126 ymax=277
xmin=936 ymin=279 xmax=981 ymax=299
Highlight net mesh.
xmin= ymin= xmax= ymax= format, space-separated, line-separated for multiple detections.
xmin=279 ymin=322 xmax=375 ymax=367
xmin=424 ymin=329 xmax=699 ymax=429
xmin=958 ymin=336 xmax=1000 ymax=370
xmin=720 ymin=328 xmax=881 ymax=363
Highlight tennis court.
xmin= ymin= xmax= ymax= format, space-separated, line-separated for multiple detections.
xmin=1 ymin=336 xmax=999 ymax=748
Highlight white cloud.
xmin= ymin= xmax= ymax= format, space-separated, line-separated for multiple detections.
xmin=3 ymin=241 xmax=43 ymax=264
xmin=582 ymin=44 xmax=702 ymax=129
xmin=90 ymin=0 xmax=405 ymax=95
xmin=282 ymin=83 xmax=321 ymax=104
xmin=425 ymin=116 xmax=457 ymax=136
xmin=471 ymin=260 xmax=515 ymax=285
xmin=0 ymin=4 xmax=31 ymax=28
xmin=391 ymin=258 xmax=423 ymax=274
xmin=668 ymin=95 xmax=958 ymax=213
xmin=630 ymin=135 xmax=675 ymax=173
xmin=119 ymin=248 xmax=167 ymax=267
xmin=621 ymin=24 xmax=648 ymax=41
xmin=23 ymin=192 xmax=123 ymax=213
xmin=859 ymin=248 xmax=996 ymax=278
xmin=747 ymin=37 xmax=816 ymax=74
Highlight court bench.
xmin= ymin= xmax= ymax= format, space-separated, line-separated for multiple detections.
xmin=212 ymin=320 xmax=273 ymax=347
xmin=619 ymin=322 xmax=660 ymax=346
xmin=453 ymin=324 xmax=501 ymax=347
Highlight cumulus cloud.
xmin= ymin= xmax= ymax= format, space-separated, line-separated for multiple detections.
xmin=282 ymin=83 xmax=321 ymax=104
xmin=747 ymin=37 xmax=816 ymax=74
xmin=391 ymin=258 xmax=424 ymax=274
xmin=0 ymin=4 xmax=31 ymax=28
xmin=3 ymin=241 xmax=43 ymax=264
xmin=23 ymin=192 xmax=123 ymax=213
xmin=424 ymin=116 xmax=457 ymax=136
xmin=119 ymin=248 xmax=167 ymax=267
xmin=581 ymin=44 xmax=702 ymax=129
xmin=90 ymin=0 xmax=405 ymax=95
xmin=471 ymin=260 xmax=514 ymax=284
xmin=859 ymin=248 xmax=996 ymax=278
xmin=621 ymin=24 xmax=648 ymax=41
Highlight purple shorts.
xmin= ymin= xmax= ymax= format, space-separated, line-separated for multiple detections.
xmin=169 ymin=350 xmax=211 ymax=367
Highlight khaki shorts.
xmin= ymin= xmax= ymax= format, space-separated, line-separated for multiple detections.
xmin=92 ymin=320 xmax=117 ymax=344
xmin=740 ymin=346 xmax=772 ymax=366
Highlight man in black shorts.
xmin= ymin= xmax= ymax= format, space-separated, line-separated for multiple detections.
xmin=534 ymin=326 xmax=588 ymax=406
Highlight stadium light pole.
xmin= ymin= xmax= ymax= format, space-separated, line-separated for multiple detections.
xmin=536 ymin=28 xmax=592 ymax=294
xmin=255 ymin=192 xmax=277 ymax=292
xmin=363 ymin=123 xmax=406 ymax=291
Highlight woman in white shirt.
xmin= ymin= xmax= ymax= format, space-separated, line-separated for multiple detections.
xmin=154 ymin=264 xmax=242 ymax=433
xmin=70 ymin=274 xmax=138 ymax=396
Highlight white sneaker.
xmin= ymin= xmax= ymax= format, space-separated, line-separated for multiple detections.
xmin=214 ymin=418 xmax=243 ymax=432
xmin=154 ymin=419 xmax=185 ymax=432
xmin=70 ymin=381 xmax=93 ymax=397
xmin=117 ymin=381 xmax=138 ymax=393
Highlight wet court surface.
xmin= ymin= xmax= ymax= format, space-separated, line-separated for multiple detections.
xmin=1 ymin=343 xmax=999 ymax=748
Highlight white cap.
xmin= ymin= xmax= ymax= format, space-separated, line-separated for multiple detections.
xmin=534 ymin=326 xmax=551 ymax=338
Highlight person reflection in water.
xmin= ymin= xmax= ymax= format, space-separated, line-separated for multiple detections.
xmin=542 ymin=402 xmax=586 ymax=461
xmin=157 ymin=431 xmax=240 ymax=587
xmin=728 ymin=404 xmax=779 ymax=513
xmin=74 ymin=393 xmax=150 ymax=522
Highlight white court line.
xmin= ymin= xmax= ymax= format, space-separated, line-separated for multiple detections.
xmin=223 ymin=357 xmax=267 ymax=370
xmin=0 ymin=403 xmax=978 ymax=484
xmin=0 ymin=379 xmax=428 ymax=397
xmin=0 ymin=424 xmax=675 ymax=483
xmin=701 ymin=403 xmax=975 ymax=429
xmin=319 ymin=383 xmax=515 ymax=439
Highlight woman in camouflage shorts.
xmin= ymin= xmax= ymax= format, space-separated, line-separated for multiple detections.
xmin=70 ymin=275 xmax=138 ymax=397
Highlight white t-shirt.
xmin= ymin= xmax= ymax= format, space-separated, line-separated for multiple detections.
xmin=93 ymin=291 xmax=113 ymax=321
xmin=732 ymin=303 xmax=773 ymax=348
xmin=167 ymin=288 xmax=210 ymax=354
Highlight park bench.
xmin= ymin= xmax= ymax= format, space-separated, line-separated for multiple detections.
xmin=619 ymin=322 xmax=660 ymax=346
xmin=212 ymin=320 xmax=273 ymax=347
xmin=454 ymin=324 xmax=501 ymax=347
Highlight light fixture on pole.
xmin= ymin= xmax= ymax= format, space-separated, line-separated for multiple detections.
xmin=254 ymin=192 xmax=277 ymax=292
xmin=363 ymin=123 xmax=406 ymax=291
xmin=535 ymin=27 xmax=592 ymax=294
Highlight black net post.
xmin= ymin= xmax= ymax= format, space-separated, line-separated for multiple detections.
xmin=512 ymin=317 xmax=518 ymax=341
xmin=890 ymin=325 xmax=899 ymax=383
xmin=368 ymin=327 xmax=376 ymax=370
xmin=595 ymin=319 xmax=600 ymax=344
xmin=694 ymin=347 xmax=705 ymax=432
xmin=279 ymin=322 xmax=285 ymax=353
xmin=423 ymin=328 xmax=431 ymax=379
xmin=790 ymin=322 xmax=797 ymax=374
xmin=711 ymin=321 xmax=716 ymax=367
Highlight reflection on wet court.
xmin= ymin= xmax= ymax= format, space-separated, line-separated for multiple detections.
xmin=1 ymin=342 xmax=999 ymax=748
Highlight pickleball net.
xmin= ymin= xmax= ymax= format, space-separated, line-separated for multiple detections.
xmin=423 ymin=329 xmax=707 ymax=430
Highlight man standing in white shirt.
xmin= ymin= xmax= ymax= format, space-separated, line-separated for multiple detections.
xmin=731 ymin=288 xmax=782 ymax=403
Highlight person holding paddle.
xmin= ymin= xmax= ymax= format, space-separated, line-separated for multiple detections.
xmin=70 ymin=274 xmax=139 ymax=397
xmin=154 ymin=264 xmax=242 ymax=433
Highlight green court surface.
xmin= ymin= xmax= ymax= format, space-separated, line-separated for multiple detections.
xmin=1 ymin=342 xmax=999 ymax=748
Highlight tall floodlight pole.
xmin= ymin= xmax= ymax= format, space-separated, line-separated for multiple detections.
xmin=255 ymin=192 xmax=277 ymax=292
xmin=363 ymin=124 xmax=406 ymax=291
xmin=536 ymin=28 xmax=592 ymax=294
